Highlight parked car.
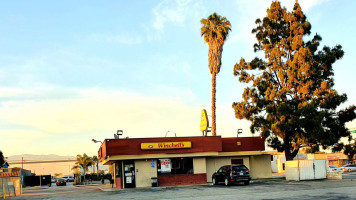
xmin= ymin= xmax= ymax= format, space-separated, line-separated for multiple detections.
xmin=341 ymin=164 xmax=356 ymax=172
xmin=328 ymin=165 xmax=343 ymax=173
xmin=56 ymin=178 xmax=66 ymax=186
xmin=51 ymin=177 xmax=57 ymax=183
xmin=212 ymin=164 xmax=251 ymax=186
xmin=61 ymin=175 xmax=74 ymax=182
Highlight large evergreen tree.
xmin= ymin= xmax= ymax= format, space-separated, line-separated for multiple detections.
xmin=232 ymin=1 xmax=355 ymax=160
xmin=201 ymin=13 xmax=231 ymax=136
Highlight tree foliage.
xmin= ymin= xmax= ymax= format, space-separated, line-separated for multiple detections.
xmin=53 ymin=173 xmax=62 ymax=178
xmin=201 ymin=13 xmax=231 ymax=136
xmin=332 ymin=139 xmax=356 ymax=161
xmin=343 ymin=142 xmax=356 ymax=161
xmin=232 ymin=1 xmax=356 ymax=160
xmin=0 ymin=151 xmax=4 ymax=168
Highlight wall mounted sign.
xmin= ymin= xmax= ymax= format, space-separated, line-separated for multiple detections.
xmin=141 ymin=141 xmax=192 ymax=150
xmin=200 ymin=109 xmax=209 ymax=132
xmin=151 ymin=159 xmax=155 ymax=168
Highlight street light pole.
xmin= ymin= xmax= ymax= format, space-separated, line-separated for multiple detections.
xmin=92 ymin=139 xmax=102 ymax=144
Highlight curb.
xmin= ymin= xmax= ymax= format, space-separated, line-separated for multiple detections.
xmin=23 ymin=187 xmax=50 ymax=191
xmin=74 ymin=184 xmax=102 ymax=187
xmin=98 ymin=186 xmax=119 ymax=192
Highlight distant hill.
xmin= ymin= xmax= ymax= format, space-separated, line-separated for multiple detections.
xmin=7 ymin=154 xmax=76 ymax=161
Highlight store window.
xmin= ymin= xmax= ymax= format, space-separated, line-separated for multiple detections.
xmin=231 ymin=159 xmax=243 ymax=164
xmin=157 ymin=158 xmax=193 ymax=175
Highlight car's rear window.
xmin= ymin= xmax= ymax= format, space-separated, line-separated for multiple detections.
xmin=232 ymin=165 xmax=247 ymax=171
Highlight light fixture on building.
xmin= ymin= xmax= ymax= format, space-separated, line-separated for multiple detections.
xmin=165 ymin=131 xmax=177 ymax=137
xmin=92 ymin=139 xmax=102 ymax=144
xmin=114 ymin=130 xmax=123 ymax=139
xmin=237 ymin=129 xmax=243 ymax=137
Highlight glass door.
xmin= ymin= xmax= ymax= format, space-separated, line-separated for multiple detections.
xmin=123 ymin=160 xmax=135 ymax=188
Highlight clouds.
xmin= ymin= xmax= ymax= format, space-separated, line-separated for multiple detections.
xmin=0 ymin=87 xmax=202 ymax=155
xmin=0 ymin=0 xmax=354 ymax=157
xmin=86 ymin=33 xmax=143 ymax=45
xmin=146 ymin=0 xmax=206 ymax=41
xmin=226 ymin=0 xmax=328 ymax=47
xmin=151 ymin=0 xmax=204 ymax=31
xmin=0 ymin=86 xmax=251 ymax=156
xmin=0 ymin=48 xmax=127 ymax=89
xmin=296 ymin=0 xmax=329 ymax=12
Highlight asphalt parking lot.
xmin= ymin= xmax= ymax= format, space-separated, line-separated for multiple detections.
xmin=11 ymin=178 xmax=356 ymax=200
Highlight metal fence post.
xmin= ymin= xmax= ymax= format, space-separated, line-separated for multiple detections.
xmin=2 ymin=184 xmax=5 ymax=199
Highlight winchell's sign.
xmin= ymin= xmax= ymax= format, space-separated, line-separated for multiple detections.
xmin=141 ymin=142 xmax=191 ymax=150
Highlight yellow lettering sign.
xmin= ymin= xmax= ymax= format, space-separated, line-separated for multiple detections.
xmin=141 ymin=142 xmax=192 ymax=150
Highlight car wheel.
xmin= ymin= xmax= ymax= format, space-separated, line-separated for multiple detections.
xmin=224 ymin=178 xmax=230 ymax=186
xmin=212 ymin=177 xmax=217 ymax=185
xmin=244 ymin=181 xmax=250 ymax=185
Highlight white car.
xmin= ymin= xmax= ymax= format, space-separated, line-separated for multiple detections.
xmin=341 ymin=164 xmax=356 ymax=172
xmin=328 ymin=165 xmax=343 ymax=173
xmin=61 ymin=175 xmax=74 ymax=182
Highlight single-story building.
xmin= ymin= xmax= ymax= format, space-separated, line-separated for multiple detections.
xmin=98 ymin=136 xmax=271 ymax=189
xmin=0 ymin=167 xmax=32 ymax=197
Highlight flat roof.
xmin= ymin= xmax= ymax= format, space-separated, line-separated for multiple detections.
xmin=98 ymin=136 xmax=265 ymax=164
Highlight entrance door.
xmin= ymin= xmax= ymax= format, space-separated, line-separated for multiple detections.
xmin=314 ymin=160 xmax=327 ymax=179
xmin=123 ymin=160 xmax=135 ymax=188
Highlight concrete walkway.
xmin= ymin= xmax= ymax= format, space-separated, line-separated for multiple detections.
xmin=97 ymin=174 xmax=288 ymax=192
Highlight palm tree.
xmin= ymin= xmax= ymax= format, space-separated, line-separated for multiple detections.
xmin=71 ymin=164 xmax=81 ymax=184
xmin=76 ymin=154 xmax=94 ymax=182
xmin=201 ymin=13 xmax=231 ymax=136
xmin=53 ymin=173 xmax=62 ymax=178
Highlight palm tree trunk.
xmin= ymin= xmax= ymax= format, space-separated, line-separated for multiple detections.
xmin=83 ymin=168 xmax=86 ymax=183
xmin=96 ymin=163 xmax=99 ymax=177
xmin=212 ymin=72 xmax=216 ymax=136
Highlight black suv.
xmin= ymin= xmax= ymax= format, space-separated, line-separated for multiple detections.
xmin=212 ymin=164 xmax=251 ymax=186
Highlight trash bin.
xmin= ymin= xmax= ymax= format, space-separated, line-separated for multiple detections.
xmin=151 ymin=177 xmax=158 ymax=187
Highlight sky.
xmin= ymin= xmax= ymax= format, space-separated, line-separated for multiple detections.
xmin=0 ymin=0 xmax=355 ymax=157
